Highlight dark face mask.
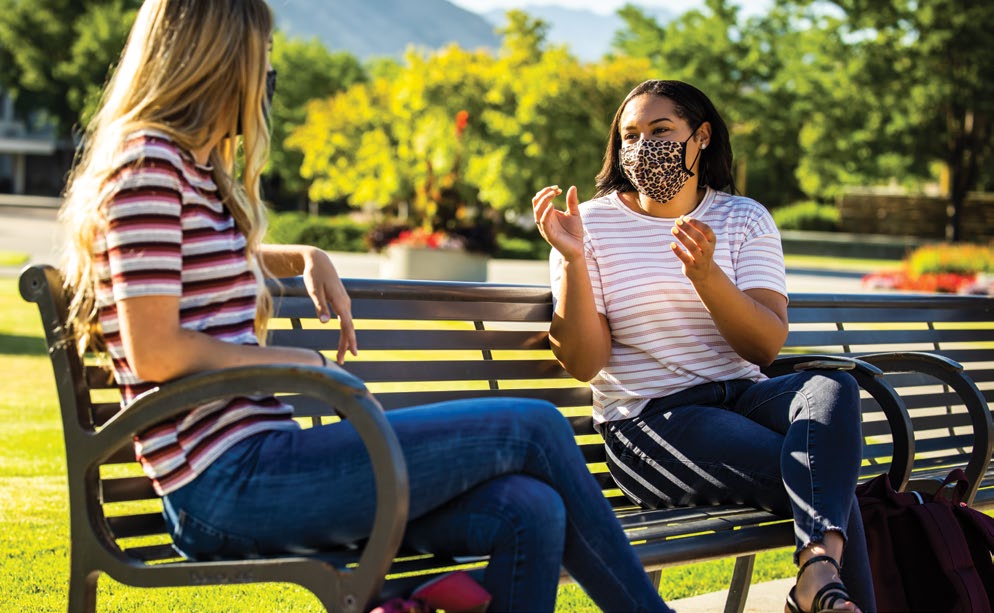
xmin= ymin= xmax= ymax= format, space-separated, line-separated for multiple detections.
xmin=236 ymin=69 xmax=277 ymax=135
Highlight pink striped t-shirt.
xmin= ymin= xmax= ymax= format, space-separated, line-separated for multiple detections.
xmin=551 ymin=187 xmax=787 ymax=424
xmin=93 ymin=131 xmax=298 ymax=496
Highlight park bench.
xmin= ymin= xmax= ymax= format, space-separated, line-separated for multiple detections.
xmin=19 ymin=263 xmax=994 ymax=613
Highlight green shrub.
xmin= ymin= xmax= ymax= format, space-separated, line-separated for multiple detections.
xmin=495 ymin=235 xmax=550 ymax=260
xmin=266 ymin=212 xmax=370 ymax=252
xmin=772 ymin=201 xmax=840 ymax=232
xmin=905 ymin=242 xmax=994 ymax=276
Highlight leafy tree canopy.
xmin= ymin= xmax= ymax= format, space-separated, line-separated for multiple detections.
xmin=0 ymin=0 xmax=140 ymax=137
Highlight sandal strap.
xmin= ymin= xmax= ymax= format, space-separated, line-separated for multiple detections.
xmin=812 ymin=581 xmax=852 ymax=613
xmin=796 ymin=554 xmax=842 ymax=579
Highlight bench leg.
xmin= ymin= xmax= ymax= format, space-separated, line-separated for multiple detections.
xmin=68 ymin=567 xmax=99 ymax=613
xmin=646 ymin=568 xmax=662 ymax=589
xmin=723 ymin=554 xmax=755 ymax=613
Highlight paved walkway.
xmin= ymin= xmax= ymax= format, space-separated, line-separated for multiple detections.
xmin=669 ymin=576 xmax=795 ymax=612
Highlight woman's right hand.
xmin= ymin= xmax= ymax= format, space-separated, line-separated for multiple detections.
xmin=532 ymin=185 xmax=584 ymax=261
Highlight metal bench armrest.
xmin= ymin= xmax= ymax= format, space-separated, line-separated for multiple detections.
xmin=858 ymin=351 xmax=994 ymax=503
xmin=91 ymin=364 xmax=409 ymax=612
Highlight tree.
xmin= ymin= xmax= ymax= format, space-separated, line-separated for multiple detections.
xmin=780 ymin=0 xmax=994 ymax=240
xmin=0 ymin=0 xmax=140 ymax=137
xmin=610 ymin=0 xmax=810 ymax=205
xmin=289 ymin=12 xmax=651 ymax=236
xmin=753 ymin=3 xmax=928 ymax=202
xmin=267 ymin=33 xmax=366 ymax=208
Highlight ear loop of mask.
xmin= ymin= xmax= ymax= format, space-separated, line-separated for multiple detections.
xmin=682 ymin=124 xmax=704 ymax=177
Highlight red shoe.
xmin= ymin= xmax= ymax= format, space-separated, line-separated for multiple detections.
xmin=412 ymin=571 xmax=491 ymax=612
xmin=369 ymin=571 xmax=491 ymax=613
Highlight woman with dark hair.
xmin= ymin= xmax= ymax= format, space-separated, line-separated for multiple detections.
xmin=533 ymin=80 xmax=873 ymax=613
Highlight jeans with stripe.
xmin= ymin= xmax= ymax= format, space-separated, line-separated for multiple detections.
xmin=161 ymin=397 xmax=672 ymax=613
xmin=601 ymin=370 xmax=875 ymax=610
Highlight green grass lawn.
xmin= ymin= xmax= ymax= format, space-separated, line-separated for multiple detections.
xmin=784 ymin=253 xmax=901 ymax=273
xmin=0 ymin=250 xmax=29 ymax=267
xmin=0 ymin=275 xmax=796 ymax=611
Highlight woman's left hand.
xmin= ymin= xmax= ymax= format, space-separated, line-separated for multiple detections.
xmin=670 ymin=216 xmax=717 ymax=283
xmin=303 ymin=249 xmax=358 ymax=364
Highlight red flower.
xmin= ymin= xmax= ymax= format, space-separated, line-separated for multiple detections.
xmin=455 ymin=110 xmax=469 ymax=139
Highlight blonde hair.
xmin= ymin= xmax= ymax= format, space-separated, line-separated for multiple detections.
xmin=61 ymin=0 xmax=275 ymax=354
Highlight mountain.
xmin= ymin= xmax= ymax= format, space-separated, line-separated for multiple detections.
xmin=270 ymin=0 xmax=500 ymax=59
xmin=482 ymin=5 xmax=676 ymax=62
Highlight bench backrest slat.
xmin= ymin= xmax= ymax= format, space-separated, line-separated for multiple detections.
xmin=105 ymin=512 xmax=167 ymax=539
xmin=344 ymin=359 xmax=571 ymax=382
xmin=102 ymin=476 xmax=157 ymax=503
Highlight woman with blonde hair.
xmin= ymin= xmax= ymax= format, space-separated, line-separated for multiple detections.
xmin=59 ymin=1 xmax=673 ymax=610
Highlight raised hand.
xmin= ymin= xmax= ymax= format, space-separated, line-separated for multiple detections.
xmin=532 ymin=185 xmax=584 ymax=261
xmin=670 ymin=215 xmax=717 ymax=283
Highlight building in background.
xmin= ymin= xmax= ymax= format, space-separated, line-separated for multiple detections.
xmin=0 ymin=86 xmax=63 ymax=196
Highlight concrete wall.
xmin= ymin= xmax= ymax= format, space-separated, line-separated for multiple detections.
xmin=838 ymin=192 xmax=994 ymax=241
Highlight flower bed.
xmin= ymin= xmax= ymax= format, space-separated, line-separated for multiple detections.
xmin=862 ymin=243 xmax=994 ymax=295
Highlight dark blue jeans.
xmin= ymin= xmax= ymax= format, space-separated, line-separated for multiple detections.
xmin=161 ymin=398 xmax=672 ymax=613
xmin=601 ymin=370 xmax=875 ymax=610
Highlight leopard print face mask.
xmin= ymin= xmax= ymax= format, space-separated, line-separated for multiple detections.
xmin=620 ymin=129 xmax=701 ymax=204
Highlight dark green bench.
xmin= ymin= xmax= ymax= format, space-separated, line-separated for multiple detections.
xmin=20 ymin=264 xmax=993 ymax=613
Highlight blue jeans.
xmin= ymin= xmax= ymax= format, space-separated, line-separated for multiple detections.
xmin=601 ymin=371 xmax=875 ymax=610
xmin=162 ymin=398 xmax=672 ymax=613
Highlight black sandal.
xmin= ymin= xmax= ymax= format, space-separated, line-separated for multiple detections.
xmin=785 ymin=555 xmax=859 ymax=613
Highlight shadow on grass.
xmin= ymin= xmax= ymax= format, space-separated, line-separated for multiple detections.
xmin=0 ymin=332 xmax=46 ymax=356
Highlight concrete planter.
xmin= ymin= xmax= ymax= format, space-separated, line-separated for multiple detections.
xmin=381 ymin=246 xmax=489 ymax=282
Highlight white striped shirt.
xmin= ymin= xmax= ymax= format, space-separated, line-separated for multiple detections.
xmin=551 ymin=188 xmax=787 ymax=424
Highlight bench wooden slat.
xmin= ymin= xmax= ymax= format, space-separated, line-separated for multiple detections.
xmin=123 ymin=544 xmax=182 ymax=563
xmin=269 ymin=329 xmax=551 ymax=351
xmin=86 ymin=366 xmax=116 ymax=390
xmin=107 ymin=512 xmax=168 ymax=539
xmin=787 ymin=307 xmax=994 ymax=325
xmin=102 ymin=476 xmax=157 ymax=503
xmin=343 ymin=359 xmax=571 ymax=382
xmin=309 ymin=387 xmax=595 ymax=412
xmin=272 ymin=296 xmax=552 ymax=322
xmin=913 ymin=435 xmax=975 ymax=455
xmin=786 ymin=328 xmax=994 ymax=348
xmin=92 ymin=402 xmax=122 ymax=427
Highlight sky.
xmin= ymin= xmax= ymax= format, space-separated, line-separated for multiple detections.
xmin=449 ymin=0 xmax=773 ymax=18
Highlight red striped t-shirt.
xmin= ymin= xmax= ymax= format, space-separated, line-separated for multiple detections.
xmin=93 ymin=131 xmax=297 ymax=496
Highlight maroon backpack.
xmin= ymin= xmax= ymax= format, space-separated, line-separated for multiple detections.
xmin=856 ymin=469 xmax=994 ymax=612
